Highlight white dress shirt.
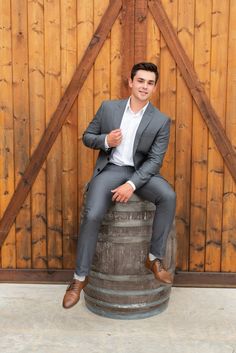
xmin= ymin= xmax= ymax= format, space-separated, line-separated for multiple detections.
xmin=105 ymin=98 xmax=149 ymax=190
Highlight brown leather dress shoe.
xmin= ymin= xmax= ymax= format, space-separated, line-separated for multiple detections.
xmin=145 ymin=257 xmax=173 ymax=284
xmin=62 ymin=277 xmax=88 ymax=309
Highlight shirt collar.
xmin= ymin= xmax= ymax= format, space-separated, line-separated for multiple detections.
xmin=125 ymin=97 xmax=149 ymax=116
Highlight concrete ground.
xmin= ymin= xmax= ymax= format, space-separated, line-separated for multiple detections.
xmin=0 ymin=284 xmax=236 ymax=353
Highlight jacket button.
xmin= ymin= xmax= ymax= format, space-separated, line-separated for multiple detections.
xmin=97 ymin=168 xmax=100 ymax=172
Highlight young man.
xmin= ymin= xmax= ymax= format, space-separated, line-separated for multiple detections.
xmin=63 ymin=62 xmax=176 ymax=309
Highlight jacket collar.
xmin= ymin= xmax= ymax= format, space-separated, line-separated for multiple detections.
xmin=114 ymin=99 xmax=156 ymax=155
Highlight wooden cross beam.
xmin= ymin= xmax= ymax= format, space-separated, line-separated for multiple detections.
xmin=148 ymin=0 xmax=236 ymax=181
xmin=0 ymin=0 xmax=122 ymax=247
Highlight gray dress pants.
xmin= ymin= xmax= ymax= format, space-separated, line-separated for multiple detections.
xmin=75 ymin=163 xmax=176 ymax=276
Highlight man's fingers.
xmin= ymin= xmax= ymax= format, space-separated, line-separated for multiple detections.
xmin=112 ymin=194 xmax=120 ymax=202
xmin=112 ymin=193 xmax=129 ymax=203
xmin=111 ymin=129 xmax=122 ymax=136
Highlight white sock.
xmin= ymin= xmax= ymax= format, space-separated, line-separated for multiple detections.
xmin=149 ymin=252 xmax=157 ymax=261
xmin=73 ymin=273 xmax=86 ymax=282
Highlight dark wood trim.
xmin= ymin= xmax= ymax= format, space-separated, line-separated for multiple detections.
xmin=174 ymin=271 xmax=236 ymax=288
xmin=148 ymin=0 xmax=236 ymax=183
xmin=0 ymin=269 xmax=236 ymax=287
xmin=121 ymin=0 xmax=135 ymax=97
xmin=0 ymin=269 xmax=74 ymax=284
xmin=134 ymin=0 xmax=148 ymax=62
xmin=0 ymin=0 xmax=122 ymax=248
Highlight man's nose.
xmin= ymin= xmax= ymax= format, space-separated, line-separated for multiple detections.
xmin=143 ymin=82 xmax=148 ymax=89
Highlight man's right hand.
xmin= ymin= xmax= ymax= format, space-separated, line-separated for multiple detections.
xmin=107 ymin=129 xmax=122 ymax=147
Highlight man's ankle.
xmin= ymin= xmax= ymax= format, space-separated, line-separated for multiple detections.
xmin=73 ymin=273 xmax=86 ymax=282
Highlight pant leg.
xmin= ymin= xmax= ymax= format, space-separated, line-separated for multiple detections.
xmin=135 ymin=174 xmax=176 ymax=259
xmin=75 ymin=164 xmax=130 ymax=276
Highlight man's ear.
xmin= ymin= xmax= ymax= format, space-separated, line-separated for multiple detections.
xmin=128 ymin=78 xmax=133 ymax=88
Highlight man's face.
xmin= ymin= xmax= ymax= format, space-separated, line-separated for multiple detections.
xmin=129 ymin=70 xmax=157 ymax=102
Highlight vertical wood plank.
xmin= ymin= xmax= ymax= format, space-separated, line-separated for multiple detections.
xmin=110 ymin=5 xmax=122 ymax=100
xmin=0 ymin=1 xmax=16 ymax=268
xmin=11 ymin=0 xmax=31 ymax=268
xmin=77 ymin=0 xmax=94 ymax=226
xmin=205 ymin=0 xmax=229 ymax=271
xmin=222 ymin=0 xmax=236 ymax=272
xmin=159 ymin=0 xmax=177 ymax=186
xmin=61 ymin=0 xmax=78 ymax=268
xmin=121 ymin=0 xmax=135 ymax=97
xmin=175 ymin=0 xmax=195 ymax=271
xmin=134 ymin=0 xmax=148 ymax=62
xmin=189 ymin=0 xmax=211 ymax=271
xmin=94 ymin=0 xmax=110 ymax=164
xmin=28 ymin=0 xmax=47 ymax=269
xmin=146 ymin=7 xmax=160 ymax=107
xmin=44 ymin=0 xmax=62 ymax=268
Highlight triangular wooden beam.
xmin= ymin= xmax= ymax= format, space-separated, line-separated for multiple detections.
xmin=148 ymin=0 xmax=236 ymax=182
xmin=0 ymin=0 xmax=122 ymax=247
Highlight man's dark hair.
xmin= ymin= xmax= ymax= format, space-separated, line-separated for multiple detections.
xmin=131 ymin=62 xmax=159 ymax=83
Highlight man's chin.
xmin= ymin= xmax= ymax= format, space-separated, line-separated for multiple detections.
xmin=139 ymin=95 xmax=149 ymax=102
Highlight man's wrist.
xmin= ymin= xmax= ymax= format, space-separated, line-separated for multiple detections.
xmin=127 ymin=180 xmax=136 ymax=191
xmin=105 ymin=135 xmax=110 ymax=150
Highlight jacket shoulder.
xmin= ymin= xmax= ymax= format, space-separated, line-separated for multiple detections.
xmin=151 ymin=105 xmax=171 ymax=124
xmin=101 ymin=99 xmax=127 ymax=108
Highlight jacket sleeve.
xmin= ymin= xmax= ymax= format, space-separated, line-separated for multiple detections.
xmin=129 ymin=118 xmax=171 ymax=189
xmin=82 ymin=102 xmax=109 ymax=153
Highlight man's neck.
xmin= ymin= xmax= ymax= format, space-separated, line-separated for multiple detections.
xmin=129 ymin=95 xmax=149 ymax=113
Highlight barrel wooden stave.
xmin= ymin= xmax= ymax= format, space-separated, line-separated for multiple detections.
xmin=84 ymin=194 xmax=176 ymax=319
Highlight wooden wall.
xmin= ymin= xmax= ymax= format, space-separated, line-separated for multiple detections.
xmin=0 ymin=0 xmax=235 ymax=279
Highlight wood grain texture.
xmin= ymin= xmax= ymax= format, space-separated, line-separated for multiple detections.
xmin=175 ymin=0 xmax=195 ymax=271
xmin=77 ymin=0 xmax=94 ymax=234
xmin=1 ymin=269 xmax=236 ymax=288
xmin=61 ymin=0 xmax=78 ymax=269
xmin=134 ymin=0 xmax=148 ymax=62
xmin=0 ymin=1 xmax=15 ymax=268
xmin=0 ymin=0 xmax=122 ymax=248
xmin=0 ymin=0 xmax=235 ymax=279
xmin=148 ymin=0 xmax=236 ymax=183
xmin=205 ymin=1 xmax=229 ymax=271
xmin=11 ymin=0 xmax=31 ymax=268
xmin=28 ymin=0 xmax=47 ymax=269
xmin=189 ymin=0 xmax=211 ymax=272
xmin=159 ymin=0 xmax=177 ymax=187
xmin=111 ymin=3 xmax=123 ymax=100
xmin=222 ymin=0 xmax=236 ymax=272
xmin=121 ymin=0 xmax=135 ymax=97
xmin=44 ymin=0 xmax=62 ymax=268
xmin=84 ymin=195 xmax=175 ymax=318
xmin=146 ymin=6 xmax=160 ymax=108
xmin=93 ymin=0 xmax=111 ymax=166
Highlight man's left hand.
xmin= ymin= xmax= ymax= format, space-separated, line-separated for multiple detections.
xmin=111 ymin=183 xmax=134 ymax=203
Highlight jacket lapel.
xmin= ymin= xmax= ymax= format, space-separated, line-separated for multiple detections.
xmin=132 ymin=102 xmax=155 ymax=156
xmin=113 ymin=99 xmax=128 ymax=129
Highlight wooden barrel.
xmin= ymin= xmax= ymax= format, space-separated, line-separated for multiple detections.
xmin=84 ymin=194 xmax=176 ymax=319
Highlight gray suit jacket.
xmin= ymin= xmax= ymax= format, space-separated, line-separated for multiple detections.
xmin=83 ymin=99 xmax=171 ymax=189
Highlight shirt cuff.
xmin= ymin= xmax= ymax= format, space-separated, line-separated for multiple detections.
xmin=127 ymin=180 xmax=136 ymax=191
xmin=104 ymin=135 xmax=110 ymax=150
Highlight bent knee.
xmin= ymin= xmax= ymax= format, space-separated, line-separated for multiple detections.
xmin=83 ymin=208 xmax=104 ymax=223
xmin=161 ymin=188 xmax=176 ymax=203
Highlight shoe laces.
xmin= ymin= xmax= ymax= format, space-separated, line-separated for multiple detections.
xmin=67 ymin=280 xmax=79 ymax=292
xmin=156 ymin=258 xmax=165 ymax=271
